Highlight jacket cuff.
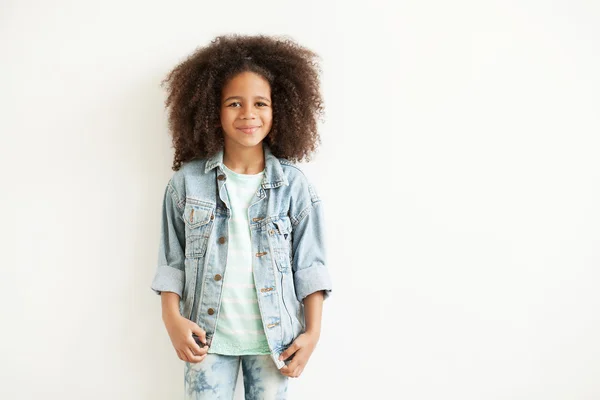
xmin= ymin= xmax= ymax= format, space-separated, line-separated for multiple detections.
xmin=151 ymin=265 xmax=184 ymax=297
xmin=293 ymin=262 xmax=332 ymax=303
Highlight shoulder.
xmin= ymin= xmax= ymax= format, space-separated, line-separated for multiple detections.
xmin=166 ymin=158 xmax=208 ymax=196
xmin=278 ymin=158 xmax=321 ymax=204
xmin=175 ymin=158 xmax=207 ymax=178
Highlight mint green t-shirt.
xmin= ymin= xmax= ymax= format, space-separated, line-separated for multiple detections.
xmin=207 ymin=163 xmax=271 ymax=355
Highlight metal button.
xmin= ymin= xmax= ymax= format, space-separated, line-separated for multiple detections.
xmin=210 ymin=214 xmax=214 ymax=220
xmin=207 ymin=308 xmax=215 ymax=315
xmin=217 ymin=174 xmax=226 ymax=181
xmin=214 ymin=274 xmax=222 ymax=281
xmin=218 ymin=236 xmax=226 ymax=244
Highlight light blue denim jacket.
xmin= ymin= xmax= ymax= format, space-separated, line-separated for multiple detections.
xmin=151 ymin=142 xmax=332 ymax=369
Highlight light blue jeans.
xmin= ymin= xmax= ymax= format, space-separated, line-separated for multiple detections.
xmin=184 ymin=353 xmax=289 ymax=399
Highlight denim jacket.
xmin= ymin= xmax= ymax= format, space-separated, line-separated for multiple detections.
xmin=150 ymin=142 xmax=332 ymax=369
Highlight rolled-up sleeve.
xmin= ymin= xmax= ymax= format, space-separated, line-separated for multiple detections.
xmin=151 ymin=179 xmax=186 ymax=297
xmin=291 ymin=185 xmax=333 ymax=303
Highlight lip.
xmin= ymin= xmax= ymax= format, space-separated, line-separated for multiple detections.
xmin=236 ymin=126 xmax=260 ymax=134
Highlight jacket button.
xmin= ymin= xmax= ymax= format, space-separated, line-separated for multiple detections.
xmin=218 ymin=236 xmax=226 ymax=244
xmin=217 ymin=174 xmax=226 ymax=181
xmin=214 ymin=274 xmax=222 ymax=281
xmin=210 ymin=214 xmax=214 ymax=220
xmin=207 ymin=308 xmax=215 ymax=315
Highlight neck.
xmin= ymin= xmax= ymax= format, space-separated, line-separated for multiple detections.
xmin=223 ymin=142 xmax=265 ymax=174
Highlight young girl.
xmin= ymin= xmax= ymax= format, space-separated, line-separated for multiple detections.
xmin=150 ymin=34 xmax=333 ymax=399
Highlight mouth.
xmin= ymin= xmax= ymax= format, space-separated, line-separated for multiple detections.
xmin=236 ymin=126 xmax=261 ymax=134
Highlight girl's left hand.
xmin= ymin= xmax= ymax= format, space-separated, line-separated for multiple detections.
xmin=278 ymin=331 xmax=319 ymax=378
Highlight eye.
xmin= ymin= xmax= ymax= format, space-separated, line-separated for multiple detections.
xmin=226 ymin=101 xmax=269 ymax=107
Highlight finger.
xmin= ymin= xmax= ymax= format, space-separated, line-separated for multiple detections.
xmin=177 ymin=349 xmax=190 ymax=362
xmin=292 ymin=365 xmax=302 ymax=378
xmin=285 ymin=359 xmax=299 ymax=374
xmin=279 ymin=345 xmax=298 ymax=361
xmin=176 ymin=349 xmax=185 ymax=361
xmin=288 ymin=362 xmax=300 ymax=378
xmin=279 ymin=365 xmax=290 ymax=377
xmin=190 ymin=325 xmax=207 ymax=345
xmin=184 ymin=347 xmax=206 ymax=364
xmin=194 ymin=354 xmax=207 ymax=364
xmin=188 ymin=337 xmax=207 ymax=355
xmin=279 ymin=351 xmax=289 ymax=361
xmin=191 ymin=346 xmax=209 ymax=358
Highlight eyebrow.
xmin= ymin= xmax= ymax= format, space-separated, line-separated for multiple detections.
xmin=222 ymin=96 xmax=271 ymax=103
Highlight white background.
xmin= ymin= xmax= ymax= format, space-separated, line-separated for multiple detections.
xmin=1 ymin=0 xmax=599 ymax=399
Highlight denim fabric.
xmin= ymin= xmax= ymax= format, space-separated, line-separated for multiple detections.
xmin=184 ymin=354 xmax=289 ymax=399
xmin=151 ymin=142 xmax=333 ymax=369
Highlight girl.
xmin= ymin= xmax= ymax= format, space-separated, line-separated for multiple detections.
xmin=150 ymin=34 xmax=333 ymax=399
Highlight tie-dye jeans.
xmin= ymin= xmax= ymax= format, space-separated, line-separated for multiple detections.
xmin=184 ymin=353 xmax=289 ymax=399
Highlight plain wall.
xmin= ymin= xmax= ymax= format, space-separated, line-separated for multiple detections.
xmin=1 ymin=0 xmax=599 ymax=398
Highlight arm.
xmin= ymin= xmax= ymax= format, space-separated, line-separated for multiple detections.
xmin=161 ymin=291 xmax=182 ymax=320
xmin=151 ymin=180 xmax=208 ymax=363
xmin=151 ymin=180 xmax=186 ymax=299
xmin=278 ymin=285 xmax=327 ymax=378
xmin=290 ymin=187 xmax=333 ymax=303
xmin=303 ymin=290 xmax=325 ymax=338
xmin=279 ymin=180 xmax=332 ymax=377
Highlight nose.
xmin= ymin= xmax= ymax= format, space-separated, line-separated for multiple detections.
xmin=240 ymin=104 xmax=256 ymax=119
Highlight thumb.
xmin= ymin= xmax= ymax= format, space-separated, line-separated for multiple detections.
xmin=190 ymin=324 xmax=207 ymax=344
xmin=279 ymin=348 xmax=291 ymax=361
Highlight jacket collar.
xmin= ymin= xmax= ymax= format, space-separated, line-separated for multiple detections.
xmin=204 ymin=142 xmax=289 ymax=188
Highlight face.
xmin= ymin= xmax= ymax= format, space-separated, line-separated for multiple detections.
xmin=219 ymin=71 xmax=273 ymax=151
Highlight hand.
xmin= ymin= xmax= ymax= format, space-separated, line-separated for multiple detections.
xmin=278 ymin=331 xmax=319 ymax=378
xmin=163 ymin=313 xmax=209 ymax=363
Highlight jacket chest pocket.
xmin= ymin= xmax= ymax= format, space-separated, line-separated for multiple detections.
xmin=270 ymin=217 xmax=293 ymax=272
xmin=183 ymin=200 xmax=215 ymax=258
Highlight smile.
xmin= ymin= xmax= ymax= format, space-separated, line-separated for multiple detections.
xmin=237 ymin=127 xmax=260 ymax=134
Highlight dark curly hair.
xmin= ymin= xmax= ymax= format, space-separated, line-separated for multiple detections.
xmin=160 ymin=34 xmax=326 ymax=171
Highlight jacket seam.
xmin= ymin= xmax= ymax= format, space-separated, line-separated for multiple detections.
xmin=167 ymin=180 xmax=185 ymax=211
xmin=291 ymin=201 xmax=317 ymax=226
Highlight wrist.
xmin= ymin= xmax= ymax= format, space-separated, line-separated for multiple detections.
xmin=304 ymin=329 xmax=321 ymax=340
xmin=162 ymin=308 xmax=182 ymax=322
xmin=160 ymin=291 xmax=182 ymax=321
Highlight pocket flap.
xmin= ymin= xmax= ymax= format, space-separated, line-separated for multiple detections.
xmin=273 ymin=218 xmax=292 ymax=235
xmin=183 ymin=203 xmax=212 ymax=229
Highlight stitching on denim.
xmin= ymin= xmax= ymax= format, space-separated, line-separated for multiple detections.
xmin=291 ymin=203 xmax=313 ymax=227
xmin=250 ymin=213 xmax=288 ymax=230
xmin=167 ymin=180 xmax=184 ymax=211
xmin=308 ymin=183 xmax=321 ymax=204
xmin=186 ymin=234 xmax=210 ymax=258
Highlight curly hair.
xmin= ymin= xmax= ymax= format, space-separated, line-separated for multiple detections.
xmin=160 ymin=34 xmax=326 ymax=171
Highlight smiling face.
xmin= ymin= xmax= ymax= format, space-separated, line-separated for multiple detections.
xmin=219 ymin=71 xmax=273 ymax=152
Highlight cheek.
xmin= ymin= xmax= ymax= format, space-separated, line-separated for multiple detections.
xmin=262 ymin=110 xmax=273 ymax=124
xmin=220 ymin=109 xmax=233 ymax=123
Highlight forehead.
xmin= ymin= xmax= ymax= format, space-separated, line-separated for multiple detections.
xmin=222 ymin=71 xmax=271 ymax=96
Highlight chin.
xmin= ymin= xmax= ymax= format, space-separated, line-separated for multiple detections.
xmin=241 ymin=135 xmax=269 ymax=145
xmin=224 ymin=131 xmax=269 ymax=148
xmin=236 ymin=139 xmax=265 ymax=148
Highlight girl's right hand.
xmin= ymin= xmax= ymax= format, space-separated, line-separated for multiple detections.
xmin=163 ymin=314 xmax=209 ymax=363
